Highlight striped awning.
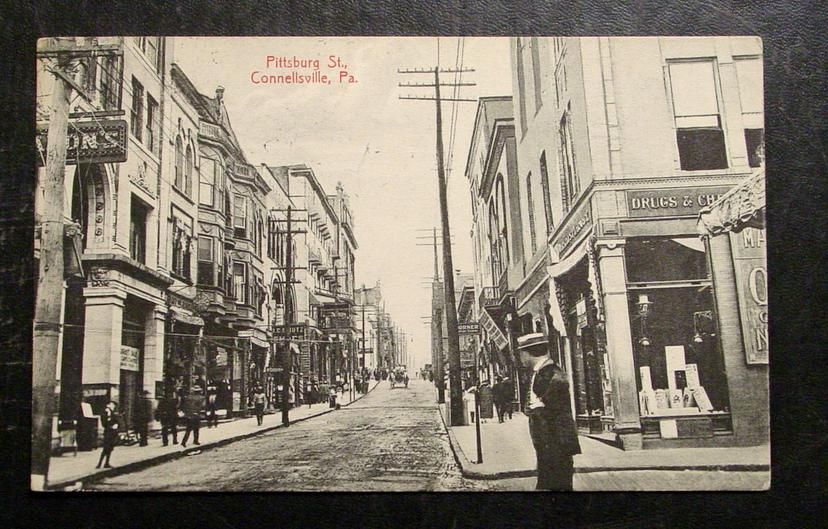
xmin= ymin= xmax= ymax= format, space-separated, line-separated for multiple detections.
xmin=698 ymin=169 xmax=765 ymax=236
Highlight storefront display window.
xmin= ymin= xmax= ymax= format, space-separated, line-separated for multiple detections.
xmin=625 ymin=237 xmax=730 ymax=421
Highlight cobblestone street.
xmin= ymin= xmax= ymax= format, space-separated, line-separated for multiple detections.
xmin=89 ymin=380 xmax=486 ymax=491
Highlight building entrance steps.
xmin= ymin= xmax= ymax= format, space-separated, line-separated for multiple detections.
xmin=438 ymin=404 xmax=770 ymax=480
xmin=44 ymin=381 xmax=381 ymax=491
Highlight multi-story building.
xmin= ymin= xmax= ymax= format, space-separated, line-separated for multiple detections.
xmin=36 ymin=37 xmax=174 ymax=430
xmin=509 ymin=36 xmax=766 ymax=449
xmin=465 ymin=96 xmax=528 ymax=408
xmin=354 ymin=282 xmax=383 ymax=371
xmin=268 ymin=165 xmax=359 ymax=390
xmin=258 ymin=164 xmax=299 ymax=408
xmin=172 ymin=65 xmax=272 ymax=417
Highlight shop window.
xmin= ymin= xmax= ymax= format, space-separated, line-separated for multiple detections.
xmin=625 ymin=238 xmax=709 ymax=284
xmin=197 ymin=236 xmax=215 ymax=286
xmin=129 ymin=197 xmax=148 ymax=264
xmin=130 ymin=77 xmax=143 ymax=141
xmin=668 ymin=60 xmax=728 ymax=171
xmin=627 ymin=287 xmax=730 ymax=415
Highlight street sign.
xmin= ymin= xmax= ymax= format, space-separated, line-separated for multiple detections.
xmin=36 ymin=119 xmax=128 ymax=166
xmin=266 ymin=367 xmax=284 ymax=373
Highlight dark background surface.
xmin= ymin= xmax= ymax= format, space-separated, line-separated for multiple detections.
xmin=2 ymin=1 xmax=826 ymax=527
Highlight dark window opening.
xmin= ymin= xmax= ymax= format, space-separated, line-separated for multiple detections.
xmin=625 ymin=238 xmax=709 ymax=283
xmin=745 ymin=128 xmax=764 ymax=168
xmin=129 ymin=198 xmax=148 ymax=264
xmin=677 ymin=127 xmax=728 ymax=171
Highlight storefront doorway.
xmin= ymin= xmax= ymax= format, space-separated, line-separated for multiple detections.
xmin=120 ymin=297 xmax=149 ymax=431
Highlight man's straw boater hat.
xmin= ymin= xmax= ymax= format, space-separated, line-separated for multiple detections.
xmin=516 ymin=332 xmax=548 ymax=356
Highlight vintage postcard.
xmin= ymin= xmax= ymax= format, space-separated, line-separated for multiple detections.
xmin=33 ymin=36 xmax=768 ymax=491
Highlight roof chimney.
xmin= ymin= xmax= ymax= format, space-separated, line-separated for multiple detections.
xmin=215 ymin=86 xmax=225 ymax=103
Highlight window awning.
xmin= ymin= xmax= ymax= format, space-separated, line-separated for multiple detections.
xmin=698 ymin=168 xmax=765 ymax=236
xmin=546 ymin=236 xmax=590 ymax=337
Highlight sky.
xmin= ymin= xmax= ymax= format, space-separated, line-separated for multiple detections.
xmin=173 ymin=37 xmax=514 ymax=370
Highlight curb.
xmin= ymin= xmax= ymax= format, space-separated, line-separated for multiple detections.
xmin=436 ymin=406 xmax=769 ymax=480
xmin=47 ymin=380 xmax=381 ymax=491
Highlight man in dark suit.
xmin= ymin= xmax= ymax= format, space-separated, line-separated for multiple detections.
xmin=517 ymin=333 xmax=581 ymax=491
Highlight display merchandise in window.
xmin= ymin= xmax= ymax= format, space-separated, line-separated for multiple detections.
xmin=625 ymin=237 xmax=730 ymax=418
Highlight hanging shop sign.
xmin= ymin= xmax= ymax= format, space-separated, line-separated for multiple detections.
xmin=458 ymin=322 xmax=480 ymax=335
xmin=120 ymin=345 xmax=140 ymax=372
xmin=554 ymin=207 xmax=592 ymax=255
xmin=274 ymin=323 xmax=306 ymax=341
xmin=215 ymin=347 xmax=228 ymax=367
xmin=479 ymin=309 xmax=509 ymax=351
xmin=36 ymin=119 xmax=128 ymax=166
xmin=729 ymin=226 xmax=768 ymax=364
xmin=626 ymin=186 xmax=731 ymax=218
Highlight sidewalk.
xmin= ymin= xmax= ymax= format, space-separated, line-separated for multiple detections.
xmin=438 ymin=404 xmax=770 ymax=480
xmin=45 ymin=382 xmax=379 ymax=490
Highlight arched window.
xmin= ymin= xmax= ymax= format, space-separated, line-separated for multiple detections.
xmin=174 ymin=136 xmax=183 ymax=190
xmin=185 ymin=144 xmax=193 ymax=197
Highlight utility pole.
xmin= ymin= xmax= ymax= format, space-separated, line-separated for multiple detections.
xmin=399 ymin=65 xmax=474 ymax=425
xmin=32 ymin=39 xmax=74 ymax=491
xmin=434 ymin=307 xmax=445 ymax=404
xmin=282 ymin=205 xmax=293 ymax=426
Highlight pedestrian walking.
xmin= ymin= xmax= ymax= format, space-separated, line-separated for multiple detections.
xmin=252 ymin=386 xmax=267 ymax=426
xmin=96 ymin=401 xmax=119 ymax=469
xmin=135 ymin=390 xmax=153 ymax=446
xmin=501 ymin=376 xmax=514 ymax=420
xmin=180 ymin=388 xmax=204 ymax=448
xmin=517 ymin=335 xmax=581 ymax=491
xmin=492 ymin=376 xmax=506 ymax=423
xmin=328 ymin=385 xmax=337 ymax=408
xmin=155 ymin=394 xmax=178 ymax=446
xmin=206 ymin=379 xmax=219 ymax=428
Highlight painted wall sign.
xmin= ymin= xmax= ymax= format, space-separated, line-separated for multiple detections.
xmin=627 ymin=186 xmax=731 ymax=218
xmin=36 ymin=119 xmax=128 ymax=166
xmin=729 ymin=226 xmax=768 ymax=364
xmin=458 ymin=322 xmax=480 ymax=334
xmin=554 ymin=207 xmax=592 ymax=255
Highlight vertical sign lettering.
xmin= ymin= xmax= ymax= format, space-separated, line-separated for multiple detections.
xmin=730 ymin=227 xmax=768 ymax=364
